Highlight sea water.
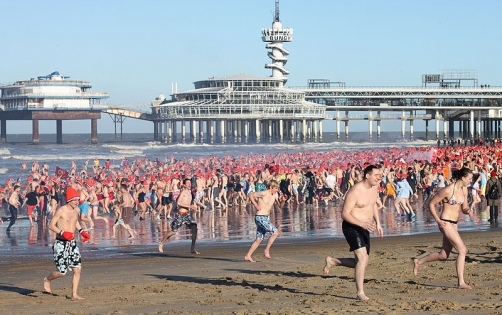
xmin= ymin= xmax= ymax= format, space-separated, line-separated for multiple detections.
xmin=0 ymin=132 xmax=495 ymax=261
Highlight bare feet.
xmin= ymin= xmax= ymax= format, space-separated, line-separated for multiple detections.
xmin=413 ymin=258 xmax=419 ymax=276
xmin=356 ymin=294 xmax=370 ymax=301
xmin=158 ymin=242 xmax=164 ymax=253
xmin=71 ymin=294 xmax=85 ymax=300
xmin=244 ymin=255 xmax=256 ymax=262
xmin=43 ymin=277 xmax=51 ymax=293
xmin=264 ymin=251 xmax=272 ymax=259
xmin=458 ymin=284 xmax=473 ymax=290
xmin=190 ymin=250 xmax=200 ymax=255
xmin=323 ymin=256 xmax=337 ymax=275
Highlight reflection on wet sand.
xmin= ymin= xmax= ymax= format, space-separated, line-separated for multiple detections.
xmin=0 ymin=193 xmax=496 ymax=263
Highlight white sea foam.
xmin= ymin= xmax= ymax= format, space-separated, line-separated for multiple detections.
xmin=0 ymin=168 xmax=8 ymax=174
xmin=0 ymin=148 xmax=11 ymax=155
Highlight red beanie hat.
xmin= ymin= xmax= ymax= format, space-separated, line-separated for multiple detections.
xmin=66 ymin=188 xmax=80 ymax=202
xmin=491 ymin=171 xmax=497 ymax=177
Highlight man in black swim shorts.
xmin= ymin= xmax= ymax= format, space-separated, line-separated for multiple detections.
xmin=322 ymin=165 xmax=384 ymax=301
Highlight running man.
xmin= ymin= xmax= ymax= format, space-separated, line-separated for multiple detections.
xmin=6 ymin=185 xmax=22 ymax=233
xmin=43 ymin=188 xmax=90 ymax=300
xmin=158 ymin=178 xmax=200 ymax=254
xmin=323 ymin=165 xmax=384 ymax=301
xmin=244 ymin=180 xmax=287 ymax=262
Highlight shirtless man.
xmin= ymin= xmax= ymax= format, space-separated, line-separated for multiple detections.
xmin=244 ymin=180 xmax=287 ymax=262
xmin=88 ymin=186 xmax=107 ymax=227
xmin=194 ymin=176 xmax=207 ymax=210
xmin=113 ymin=184 xmax=137 ymax=239
xmin=290 ymin=170 xmax=300 ymax=204
xmin=6 ymin=185 xmax=21 ymax=232
xmin=323 ymin=165 xmax=384 ymax=301
xmin=217 ymin=172 xmax=229 ymax=208
xmin=43 ymin=188 xmax=90 ymax=300
xmin=76 ymin=183 xmax=93 ymax=230
xmin=158 ymin=178 xmax=200 ymax=254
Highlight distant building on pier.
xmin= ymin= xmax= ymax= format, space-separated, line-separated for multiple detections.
xmin=152 ymin=0 xmax=326 ymax=143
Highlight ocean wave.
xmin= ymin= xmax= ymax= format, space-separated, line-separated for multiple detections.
xmin=110 ymin=149 xmax=145 ymax=156
xmin=0 ymin=168 xmax=8 ymax=174
xmin=0 ymin=148 xmax=11 ymax=155
xmin=4 ymin=154 xmax=129 ymax=162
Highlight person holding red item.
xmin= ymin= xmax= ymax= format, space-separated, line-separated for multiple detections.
xmin=43 ymin=188 xmax=89 ymax=300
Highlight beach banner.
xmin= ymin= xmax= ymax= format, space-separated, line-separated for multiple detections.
xmin=55 ymin=166 xmax=69 ymax=179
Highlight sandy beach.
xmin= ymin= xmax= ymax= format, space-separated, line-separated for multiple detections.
xmin=1 ymin=229 xmax=501 ymax=315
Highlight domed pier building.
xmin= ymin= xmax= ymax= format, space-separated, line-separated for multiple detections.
xmin=152 ymin=0 xmax=326 ymax=143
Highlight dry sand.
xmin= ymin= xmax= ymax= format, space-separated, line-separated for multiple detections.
xmin=1 ymin=230 xmax=501 ymax=315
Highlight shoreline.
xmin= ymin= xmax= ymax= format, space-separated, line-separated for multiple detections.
xmin=2 ymin=230 xmax=501 ymax=314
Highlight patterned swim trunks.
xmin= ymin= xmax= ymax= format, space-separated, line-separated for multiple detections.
xmin=254 ymin=215 xmax=277 ymax=240
xmin=170 ymin=212 xmax=197 ymax=232
xmin=52 ymin=238 xmax=82 ymax=274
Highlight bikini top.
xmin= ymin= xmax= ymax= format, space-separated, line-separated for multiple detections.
xmin=443 ymin=187 xmax=464 ymax=205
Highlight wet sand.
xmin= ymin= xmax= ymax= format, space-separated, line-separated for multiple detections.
xmin=1 ymin=229 xmax=501 ymax=315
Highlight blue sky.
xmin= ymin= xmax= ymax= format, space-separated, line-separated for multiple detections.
xmin=1 ymin=0 xmax=501 ymax=134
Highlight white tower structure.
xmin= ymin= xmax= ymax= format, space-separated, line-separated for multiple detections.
xmin=262 ymin=0 xmax=293 ymax=87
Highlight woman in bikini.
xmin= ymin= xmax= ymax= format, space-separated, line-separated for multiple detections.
xmin=413 ymin=167 xmax=474 ymax=290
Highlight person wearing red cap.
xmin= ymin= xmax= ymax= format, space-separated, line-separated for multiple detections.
xmin=158 ymin=178 xmax=200 ymax=255
xmin=43 ymin=187 xmax=89 ymax=300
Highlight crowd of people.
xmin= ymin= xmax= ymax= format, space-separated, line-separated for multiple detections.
xmin=1 ymin=143 xmax=501 ymax=299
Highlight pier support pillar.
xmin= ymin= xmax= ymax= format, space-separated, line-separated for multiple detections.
xmin=368 ymin=110 xmax=373 ymax=139
xmin=199 ymin=121 xmax=204 ymax=143
xmin=336 ymin=111 xmax=340 ymax=139
xmin=209 ymin=121 xmax=214 ymax=143
xmin=449 ymin=120 xmax=455 ymax=139
xmin=425 ymin=120 xmax=429 ymax=140
xmin=190 ymin=120 xmax=196 ymax=143
xmin=56 ymin=119 xmax=63 ymax=144
xmin=168 ymin=121 xmax=173 ymax=143
xmin=244 ymin=121 xmax=249 ymax=142
xmin=172 ymin=121 xmax=177 ymax=142
xmin=435 ymin=112 xmax=440 ymax=139
xmin=91 ymin=119 xmax=98 ymax=144
xmin=181 ymin=121 xmax=186 ymax=143
xmin=477 ymin=115 xmax=482 ymax=139
xmin=401 ymin=111 xmax=406 ymax=139
xmin=153 ymin=121 xmax=159 ymax=141
xmin=233 ymin=120 xmax=238 ymax=140
xmin=302 ymin=119 xmax=307 ymax=141
xmin=443 ymin=120 xmax=448 ymax=140
xmin=290 ymin=121 xmax=295 ymax=142
xmin=319 ymin=120 xmax=323 ymax=140
xmin=0 ymin=120 xmax=5 ymax=143
xmin=377 ymin=120 xmax=381 ymax=140
xmin=32 ymin=119 xmax=40 ymax=144
xmin=410 ymin=120 xmax=414 ymax=140
xmin=269 ymin=120 xmax=273 ymax=141
xmin=220 ymin=120 xmax=226 ymax=143
xmin=164 ymin=121 xmax=168 ymax=143
xmin=279 ymin=120 xmax=284 ymax=142
xmin=345 ymin=111 xmax=349 ymax=140
xmin=255 ymin=119 xmax=261 ymax=143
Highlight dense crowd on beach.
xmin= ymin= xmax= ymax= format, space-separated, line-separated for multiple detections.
xmin=3 ymin=143 xmax=502 ymax=300
xmin=2 ymin=143 xmax=502 ymax=231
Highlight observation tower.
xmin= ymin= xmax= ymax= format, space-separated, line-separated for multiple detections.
xmin=262 ymin=0 xmax=293 ymax=87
